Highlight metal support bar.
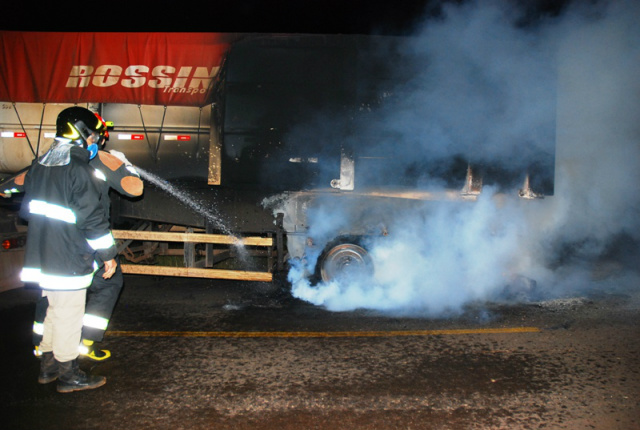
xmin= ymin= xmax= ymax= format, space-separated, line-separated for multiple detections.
xmin=276 ymin=213 xmax=285 ymax=271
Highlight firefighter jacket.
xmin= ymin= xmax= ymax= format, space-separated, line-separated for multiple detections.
xmin=20 ymin=143 xmax=117 ymax=291
xmin=90 ymin=150 xmax=144 ymax=218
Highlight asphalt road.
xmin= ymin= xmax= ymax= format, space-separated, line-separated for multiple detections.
xmin=1 ymin=271 xmax=639 ymax=430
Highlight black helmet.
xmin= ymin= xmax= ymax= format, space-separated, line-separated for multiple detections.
xmin=56 ymin=107 xmax=109 ymax=159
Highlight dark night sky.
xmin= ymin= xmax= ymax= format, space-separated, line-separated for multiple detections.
xmin=1 ymin=0 xmax=570 ymax=34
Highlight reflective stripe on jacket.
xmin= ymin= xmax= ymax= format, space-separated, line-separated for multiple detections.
xmin=21 ymin=265 xmax=97 ymax=290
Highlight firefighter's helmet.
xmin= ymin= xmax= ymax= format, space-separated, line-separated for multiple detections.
xmin=55 ymin=107 xmax=109 ymax=159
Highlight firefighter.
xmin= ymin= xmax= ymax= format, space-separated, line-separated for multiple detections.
xmin=78 ymin=147 xmax=143 ymax=359
xmin=31 ymin=115 xmax=144 ymax=361
xmin=20 ymin=106 xmax=116 ymax=393
xmin=2 ymin=119 xmax=144 ymax=361
xmin=2 ymin=110 xmax=144 ymax=361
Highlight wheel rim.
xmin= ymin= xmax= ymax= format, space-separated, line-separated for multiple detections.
xmin=320 ymin=243 xmax=372 ymax=283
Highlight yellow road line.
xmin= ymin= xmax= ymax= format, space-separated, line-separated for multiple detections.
xmin=106 ymin=327 xmax=541 ymax=338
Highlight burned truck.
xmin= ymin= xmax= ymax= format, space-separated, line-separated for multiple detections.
xmin=0 ymin=31 xmax=555 ymax=284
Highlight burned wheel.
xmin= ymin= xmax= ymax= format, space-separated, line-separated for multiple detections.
xmin=318 ymin=241 xmax=373 ymax=283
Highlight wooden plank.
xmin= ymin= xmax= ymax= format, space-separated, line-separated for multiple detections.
xmin=112 ymin=230 xmax=272 ymax=247
xmin=120 ymin=264 xmax=273 ymax=282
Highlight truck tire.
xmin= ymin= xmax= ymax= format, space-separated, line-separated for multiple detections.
xmin=316 ymin=237 xmax=373 ymax=283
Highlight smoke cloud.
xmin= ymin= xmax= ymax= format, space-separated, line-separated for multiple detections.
xmin=283 ymin=0 xmax=640 ymax=315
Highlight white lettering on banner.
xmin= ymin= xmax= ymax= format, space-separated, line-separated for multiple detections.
xmin=174 ymin=67 xmax=192 ymax=89
xmin=149 ymin=66 xmax=175 ymax=88
xmin=191 ymin=67 xmax=217 ymax=88
xmin=122 ymin=65 xmax=150 ymax=88
xmin=162 ymin=87 xmax=208 ymax=95
xmin=65 ymin=65 xmax=219 ymax=94
xmin=93 ymin=65 xmax=123 ymax=87
xmin=65 ymin=66 xmax=94 ymax=87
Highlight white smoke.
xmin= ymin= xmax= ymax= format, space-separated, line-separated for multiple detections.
xmin=551 ymin=0 xmax=640 ymax=251
xmin=287 ymin=0 xmax=640 ymax=315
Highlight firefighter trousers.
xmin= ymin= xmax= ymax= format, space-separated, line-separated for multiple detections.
xmin=33 ymin=264 xmax=123 ymax=346
xmin=39 ymin=289 xmax=86 ymax=362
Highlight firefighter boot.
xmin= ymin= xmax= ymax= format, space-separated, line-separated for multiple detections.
xmin=79 ymin=339 xmax=111 ymax=361
xmin=56 ymin=359 xmax=106 ymax=393
xmin=38 ymin=351 xmax=58 ymax=384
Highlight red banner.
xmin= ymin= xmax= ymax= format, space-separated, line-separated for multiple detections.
xmin=0 ymin=32 xmax=239 ymax=106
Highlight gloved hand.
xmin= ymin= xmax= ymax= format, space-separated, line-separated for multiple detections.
xmin=109 ymin=150 xmax=132 ymax=166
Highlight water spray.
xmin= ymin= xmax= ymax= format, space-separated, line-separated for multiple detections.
xmin=135 ymin=167 xmax=252 ymax=265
